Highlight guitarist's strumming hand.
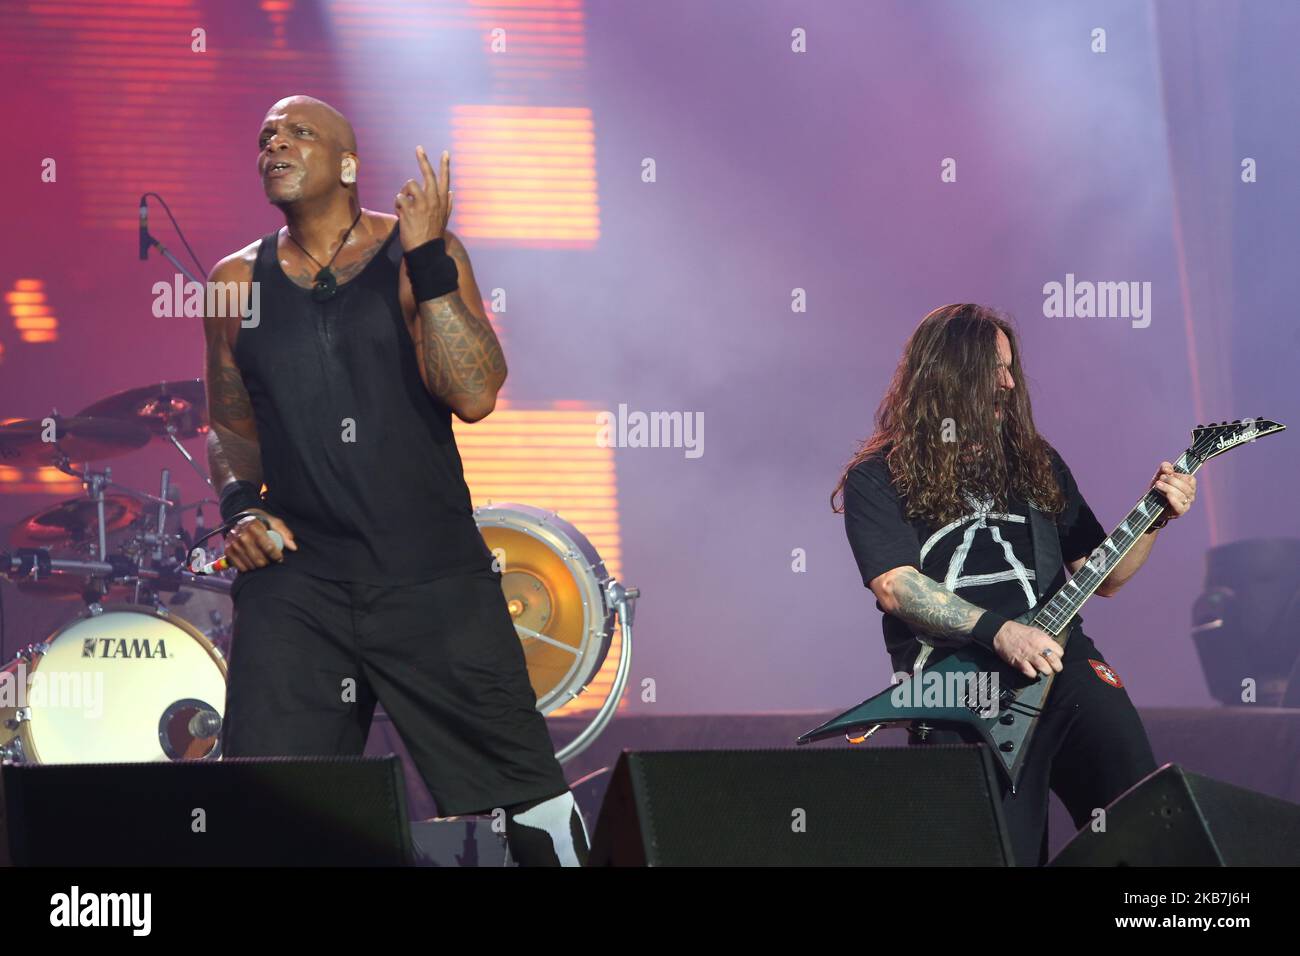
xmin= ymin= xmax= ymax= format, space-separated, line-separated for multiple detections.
xmin=993 ymin=620 xmax=1063 ymax=680
xmin=873 ymin=568 xmax=1064 ymax=680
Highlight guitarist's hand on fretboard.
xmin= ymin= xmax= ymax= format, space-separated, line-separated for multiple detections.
xmin=1151 ymin=460 xmax=1196 ymax=524
xmin=993 ymin=620 xmax=1064 ymax=680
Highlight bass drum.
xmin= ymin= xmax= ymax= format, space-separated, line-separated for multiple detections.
xmin=163 ymin=571 xmax=234 ymax=657
xmin=0 ymin=603 xmax=228 ymax=764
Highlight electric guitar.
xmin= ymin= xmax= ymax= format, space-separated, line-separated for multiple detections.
xmin=798 ymin=418 xmax=1286 ymax=791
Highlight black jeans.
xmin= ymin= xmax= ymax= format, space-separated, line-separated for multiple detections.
xmin=222 ymin=562 xmax=569 ymax=817
xmin=910 ymin=631 xmax=1157 ymax=866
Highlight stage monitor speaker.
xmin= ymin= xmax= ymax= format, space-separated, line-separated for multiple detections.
xmin=0 ymin=755 xmax=412 ymax=866
xmin=1050 ymin=763 xmax=1300 ymax=866
xmin=589 ymin=746 xmax=1013 ymax=866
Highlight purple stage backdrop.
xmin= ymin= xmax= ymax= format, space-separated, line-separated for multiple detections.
xmin=1 ymin=0 xmax=1296 ymax=719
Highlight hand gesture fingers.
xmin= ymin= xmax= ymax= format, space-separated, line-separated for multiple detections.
xmin=397 ymin=147 xmax=452 ymax=250
xmin=396 ymin=177 xmax=421 ymax=208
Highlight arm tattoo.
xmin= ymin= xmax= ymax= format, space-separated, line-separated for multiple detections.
xmin=416 ymin=240 xmax=505 ymax=409
xmin=209 ymin=366 xmax=254 ymax=423
xmin=207 ymin=421 xmax=264 ymax=491
xmin=418 ymin=292 xmax=505 ymax=401
xmin=889 ymin=568 xmax=984 ymax=640
xmin=204 ymin=321 xmax=262 ymax=489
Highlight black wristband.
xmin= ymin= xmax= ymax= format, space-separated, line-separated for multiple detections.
xmin=219 ymin=480 xmax=264 ymax=524
xmin=404 ymin=237 xmax=459 ymax=303
xmin=971 ymin=611 xmax=1009 ymax=650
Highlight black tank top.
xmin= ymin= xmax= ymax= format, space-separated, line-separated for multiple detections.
xmin=235 ymin=223 xmax=493 ymax=585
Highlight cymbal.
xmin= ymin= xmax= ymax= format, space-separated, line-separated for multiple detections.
xmin=9 ymin=494 xmax=146 ymax=548
xmin=0 ymin=416 xmax=151 ymax=466
xmin=76 ymin=379 xmax=208 ymax=440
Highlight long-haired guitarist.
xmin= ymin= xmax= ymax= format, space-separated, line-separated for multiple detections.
xmin=832 ymin=303 xmax=1195 ymax=865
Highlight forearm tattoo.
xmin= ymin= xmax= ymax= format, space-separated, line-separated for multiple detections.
xmin=204 ymin=346 xmax=262 ymax=488
xmin=417 ymin=291 xmax=506 ymax=402
xmin=889 ymin=568 xmax=984 ymax=639
xmin=209 ymin=365 xmax=254 ymax=423
xmin=207 ymin=421 xmax=263 ymax=491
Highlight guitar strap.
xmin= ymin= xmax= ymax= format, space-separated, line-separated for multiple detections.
xmin=1028 ymin=500 xmax=1061 ymax=603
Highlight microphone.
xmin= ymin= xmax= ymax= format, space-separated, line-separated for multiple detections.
xmin=158 ymin=701 xmax=223 ymax=759
xmin=188 ymin=709 xmax=222 ymax=739
xmin=139 ymin=195 xmax=150 ymax=260
xmin=190 ymin=529 xmax=283 ymax=574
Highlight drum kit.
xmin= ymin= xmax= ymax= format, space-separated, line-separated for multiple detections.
xmin=0 ymin=379 xmax=641 ymax=771
xmin=0 ymin=380 xmax=230 ymax=766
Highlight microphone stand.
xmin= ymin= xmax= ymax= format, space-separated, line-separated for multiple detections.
xmin=139 ymin=194 xmax=214 ymax=489
xmin=144 ymin=232 xmax=204 ymax=287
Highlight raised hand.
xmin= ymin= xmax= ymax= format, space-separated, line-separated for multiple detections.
xmin=395 ymin=145 xmax=452 ymax=252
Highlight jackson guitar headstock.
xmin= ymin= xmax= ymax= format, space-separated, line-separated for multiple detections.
xmin=1188 ymin=418 xmax=1285 ymax=466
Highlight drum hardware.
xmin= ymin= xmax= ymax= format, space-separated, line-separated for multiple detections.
xmin=0 ymin=737 xmax=25 ymax=762
xmin=473 ymin=503 xmax=640 ymax=764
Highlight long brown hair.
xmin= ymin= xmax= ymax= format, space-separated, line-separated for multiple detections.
xmin=831 ymin=304 xmax=1064 ymax=525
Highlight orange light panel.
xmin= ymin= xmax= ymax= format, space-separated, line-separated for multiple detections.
xmin=6 ymin=279 xmax=58 ymax=344
xmin=451 ymin=105 xmax=599 ymax=248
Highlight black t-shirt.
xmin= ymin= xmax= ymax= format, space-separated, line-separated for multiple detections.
xmin=843 ymin=446 xmax=1106 ymax=671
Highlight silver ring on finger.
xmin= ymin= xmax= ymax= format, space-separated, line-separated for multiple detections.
xmin=1042 ymin=648 xmax=1054 ymax=658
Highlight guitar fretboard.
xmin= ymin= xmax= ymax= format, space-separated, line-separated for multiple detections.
xmin=1032 ymin=450 xmax=1202 ymax=638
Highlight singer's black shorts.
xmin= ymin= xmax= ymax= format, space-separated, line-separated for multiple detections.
xmin=221 ymin=563 xmax=568 ymax=816
xmin=908 ymin=630 xmax=1156 ymax=866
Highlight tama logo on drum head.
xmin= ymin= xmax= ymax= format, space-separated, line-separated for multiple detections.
xmin=81 ymin=637 xmax=170 ymax=659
